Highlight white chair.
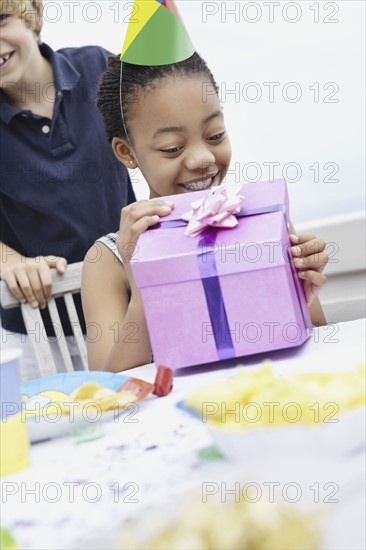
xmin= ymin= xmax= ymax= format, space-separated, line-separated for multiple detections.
xmin=0 ymin=262 xmax=88 ymax=377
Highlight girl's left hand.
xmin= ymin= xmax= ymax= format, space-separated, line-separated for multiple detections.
xmin=290 ymin=234 xmax=328 ymax=306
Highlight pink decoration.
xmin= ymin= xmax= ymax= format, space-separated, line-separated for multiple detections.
xmin=182 ymin=185 xmax=246 ymax=237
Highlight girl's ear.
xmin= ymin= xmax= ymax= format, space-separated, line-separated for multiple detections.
xmin=112 ymin=138 xmax=138 ymax=169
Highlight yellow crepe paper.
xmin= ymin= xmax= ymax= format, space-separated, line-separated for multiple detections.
xmin=58 ymin=383 xmax=138 ymax=415
xmin=121 ymin=494 xmax=319 ymax=550
xmin=186 ymin=363 xmax=366 ymax=429
xmin=23 ymin=383 xmax=138 ymax=418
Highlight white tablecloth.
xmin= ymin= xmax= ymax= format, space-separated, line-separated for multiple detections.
xmin=1 ymin=319 xmax=365 ymax=550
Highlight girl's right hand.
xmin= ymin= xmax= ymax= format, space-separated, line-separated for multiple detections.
xmin=117 ymin=199 xmax=174 ymax=265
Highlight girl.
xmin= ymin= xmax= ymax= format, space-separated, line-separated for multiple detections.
xmin=81 ymin=53 xmax=328 ymax=372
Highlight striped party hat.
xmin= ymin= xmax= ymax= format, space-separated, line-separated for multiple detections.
xmin=120 ymin=0 xmax=195 ymax=66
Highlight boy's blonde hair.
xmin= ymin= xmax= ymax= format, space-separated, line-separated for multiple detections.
xmin=0 ymin=0 xmax=42 ymax=40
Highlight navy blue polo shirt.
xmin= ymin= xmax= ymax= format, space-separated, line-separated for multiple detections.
xmin=0 ymin=43 xmax=135 ymax=334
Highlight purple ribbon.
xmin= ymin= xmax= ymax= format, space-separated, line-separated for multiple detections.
xmin=149 ymin=204 xmax=284 ymax=231
xmin=197 ymin=229 xmax=234 ymax=361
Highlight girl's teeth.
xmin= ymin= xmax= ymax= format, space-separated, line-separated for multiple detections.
xmin=183 ymin=176 xmax=214 ymax=191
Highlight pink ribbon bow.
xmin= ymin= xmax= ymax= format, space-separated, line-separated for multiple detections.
xmin=181 ymin=185 xmax=246 ymax=237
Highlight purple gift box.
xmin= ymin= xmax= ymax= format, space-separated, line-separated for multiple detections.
xmin=131 ymin=179 xmax=312 ymax=369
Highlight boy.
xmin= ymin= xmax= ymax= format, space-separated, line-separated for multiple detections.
xmin=0 ymin=0 xmax=135 ymax=379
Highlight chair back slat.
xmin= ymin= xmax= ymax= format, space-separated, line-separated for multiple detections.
xmin=1 ymin=262 xmax=87 ymax=376
xmin=21 ymin=303 xmax=58 ymax=377
xmin=64 ymin=293 xmax=88 ymax=370
xmin=47 ymin=298 xmax=75 ymax=373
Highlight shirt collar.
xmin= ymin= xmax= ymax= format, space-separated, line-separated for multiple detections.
xmin=0 ymin=43 xmax=81 ymax=124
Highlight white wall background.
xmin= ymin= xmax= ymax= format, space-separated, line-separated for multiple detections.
xmin=42 ymin=0 xmax=365 ymax=224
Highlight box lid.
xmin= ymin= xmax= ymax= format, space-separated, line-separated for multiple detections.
xmin=132 ymin=179 xmax=290 ymax=287
xmin=155 ymin=178 xmax=288 ymax=222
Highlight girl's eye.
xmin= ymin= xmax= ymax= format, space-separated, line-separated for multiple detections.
xmin=208 ymin=131 xmax=225 ymax=142
xmin=160 ymin=146 xmax=182 ymax=154
xmin=0 ymin=14 xmax=9 ymax=23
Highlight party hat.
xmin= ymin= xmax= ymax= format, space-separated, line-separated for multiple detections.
xmin=120 ymin=0 xmax=195 ymax=66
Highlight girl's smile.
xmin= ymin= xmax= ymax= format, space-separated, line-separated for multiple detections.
xmin=178 ymin=170 xmax=220 ymax=192
xmin=113 ymin=75 xmax=232 ymax=199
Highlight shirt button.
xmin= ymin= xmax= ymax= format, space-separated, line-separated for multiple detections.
xmin=42 ymin=125 xmax=50 ymax=134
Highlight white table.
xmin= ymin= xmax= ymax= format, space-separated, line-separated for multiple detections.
xmin=1 ymin=319 xmax=365 ymax=550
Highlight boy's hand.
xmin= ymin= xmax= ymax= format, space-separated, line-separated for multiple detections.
xmin=1 ymin=256 xmax=67 ymax=309
xmin=290 ymin=234 xmax=328 ymax=305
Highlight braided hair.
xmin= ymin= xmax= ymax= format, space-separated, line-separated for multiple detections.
xmin=97 ymin=53 xmax=219 ymax=144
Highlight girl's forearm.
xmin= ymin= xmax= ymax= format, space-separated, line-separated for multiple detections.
xmin=102 ymin=298 xmax=152 ymax=373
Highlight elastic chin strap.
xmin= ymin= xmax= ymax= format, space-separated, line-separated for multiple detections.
xmin=119 ymin=61 xmax=138 ymax=166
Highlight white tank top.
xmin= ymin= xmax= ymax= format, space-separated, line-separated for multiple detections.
xmin=96 ymin=232 xmax=123 ymax=263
